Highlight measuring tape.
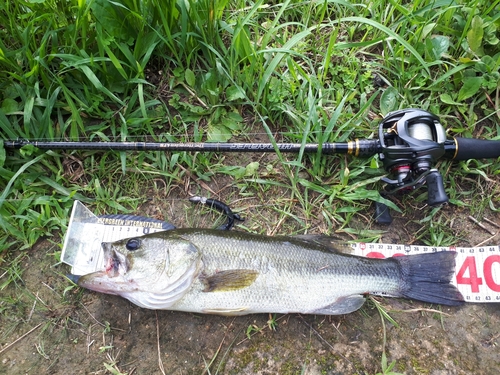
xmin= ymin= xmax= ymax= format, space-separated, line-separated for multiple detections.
xmin=350 ymin=243 xmax=500 ymax=303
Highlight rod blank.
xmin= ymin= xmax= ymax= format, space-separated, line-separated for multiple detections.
xmin=3 ymin=139 xmax=381 ymax=157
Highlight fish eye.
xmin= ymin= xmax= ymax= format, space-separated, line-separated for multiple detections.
xmin=125 ymin=238 xmax=141 ymax=251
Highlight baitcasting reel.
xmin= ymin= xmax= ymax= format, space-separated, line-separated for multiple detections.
xmin=375 ymin=109 xmax=449 ymax=223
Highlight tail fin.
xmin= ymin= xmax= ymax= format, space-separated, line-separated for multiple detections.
xmin=396 ymin=251 xmax=464 ymax=306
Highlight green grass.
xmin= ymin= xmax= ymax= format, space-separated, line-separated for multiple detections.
xmin=1 ymin=0 xmax=500 ymax=255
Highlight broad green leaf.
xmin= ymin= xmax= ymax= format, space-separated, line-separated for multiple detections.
xmin=207 ymin=125 xmax=231 ymax=142
xmin=226 ymin=85 xmax=246 ymax=101
xmin=231 ymin=166 xmax=247 ymax=179
xmin=23 ymin=95 xmax=34 ymax=131
xmin=431 ymin=35 xmax=450 ymax=58
xmin=440 ymin=93 xmax=462 ymax=105
xmin=20 ymin=144 xmax=36 ymax=157
xmin=1 ymin=98 xmax=18 ymax=113
xmin=173 ymin=66 xmax=184 ymax=78
xmin=458 ymin=76 xmax=482 ymax=101
xmin=91 ymin=0 xmax=133 ymax=41
xmin=484 ymin=23 xmax=499 ymax=46
xmin=226 ymin=112 xmax=243 ymax=122
xmin=185 ymin=69 xmax=196 ymax=87
xmin=244 ymin=162 xmax=260 ymax=177
xmin=221 ymin=116 xmax=242 ymax=131
xmin=467 ymin=15 xmax=484 ymax=54
xmin=221 ymin=112 xmax=243 ymax=131
xmin=421 ymin=23 xmax=436 ymax=39
xmin=380 ymin=87 xmax=398 ymax=115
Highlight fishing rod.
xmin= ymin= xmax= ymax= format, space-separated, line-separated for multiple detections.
xmin=5 ymin=109 xmax=500 ymax=223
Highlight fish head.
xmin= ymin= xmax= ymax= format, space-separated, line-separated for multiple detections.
xmin=74 ymin=232 xmax=201 ymax=300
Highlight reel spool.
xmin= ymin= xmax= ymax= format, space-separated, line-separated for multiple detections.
xmin=375 ymin=109 xmax=449 ymax=223
xmin=407 ymin=121 xmax=435 ymax=141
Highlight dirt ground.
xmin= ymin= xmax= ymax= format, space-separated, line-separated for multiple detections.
xmin=1 ymin=189 xmax=500 ymax=375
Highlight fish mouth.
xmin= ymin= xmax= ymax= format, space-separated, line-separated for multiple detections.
xmin=65 ymin=243 xmax=127 ymax=294
xmin=73 ymin=269 xmax=117 ymax=294
xmin=66 ymin=243 xmax=120 ymax=288
xmin=101 ymin=242 xmax=122 ymax=277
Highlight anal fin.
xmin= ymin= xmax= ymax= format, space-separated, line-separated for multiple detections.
xmin=202 ymin=307 xmax=249 ymax=316
xmin=311 ymin=295 xmax=366 ymax=315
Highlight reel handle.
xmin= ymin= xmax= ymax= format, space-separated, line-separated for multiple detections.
xmin=374 ymin=201 xmax=393 ymax=224
xmin=426 ymin=170 xmax=449 ymax=206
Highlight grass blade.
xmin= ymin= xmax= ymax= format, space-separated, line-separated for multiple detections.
xmin=333 ymin=16 xmax=431 ymax=75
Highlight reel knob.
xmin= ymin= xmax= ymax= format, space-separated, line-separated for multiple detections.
xmin=426 ymin=170 xmax=449 ymax=206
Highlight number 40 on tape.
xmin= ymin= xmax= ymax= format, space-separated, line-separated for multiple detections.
xmin=455 ymin=247 xmax=500 ymax=302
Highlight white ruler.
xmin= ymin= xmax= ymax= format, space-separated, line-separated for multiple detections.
xmin=61 ymin=201 xmax=172 ymax=276
xmin=350 ymin=242 xmax=500 ymax=303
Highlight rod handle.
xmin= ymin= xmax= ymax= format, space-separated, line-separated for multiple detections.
xmin=450 ymin=137 xmax=500 ymax=160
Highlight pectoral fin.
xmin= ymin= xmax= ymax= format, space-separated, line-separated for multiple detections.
xmin=202 ymin=269 xmax=258 ymax=292
xmin=311 ymin=295 xmax=366 ymax=315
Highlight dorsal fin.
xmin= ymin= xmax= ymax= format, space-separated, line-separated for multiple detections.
xmin=291 ymin=235 xmax=353 ymax=254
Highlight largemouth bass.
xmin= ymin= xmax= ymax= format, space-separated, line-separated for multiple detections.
xmin=71 ymin=229 xmax=464 ymax=315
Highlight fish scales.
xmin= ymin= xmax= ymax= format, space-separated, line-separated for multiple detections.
xmin=74 ymin=229 xmax=464 ymax=315
xmin=172 ymin=230 xmax=402 ymax=314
